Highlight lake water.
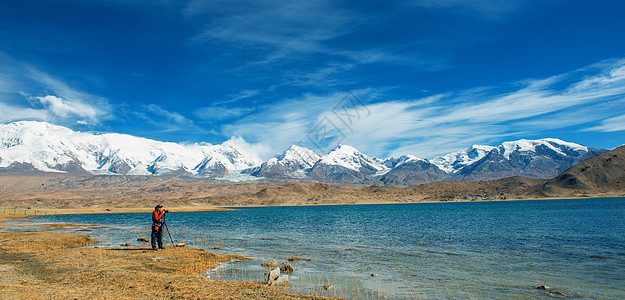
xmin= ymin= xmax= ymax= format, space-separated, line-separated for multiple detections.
xmin=18 ymin=198 xmax=625 ymax=299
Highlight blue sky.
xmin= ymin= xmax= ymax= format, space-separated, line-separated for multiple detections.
xmin=1 ymin=0 xmax=625 ymax=159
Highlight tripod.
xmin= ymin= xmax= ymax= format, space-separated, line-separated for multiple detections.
xmin=163 ymin=214 xmax=175 ymax=247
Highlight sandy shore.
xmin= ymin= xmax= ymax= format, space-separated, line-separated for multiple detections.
xmin=0 ymin=231 xmax=336 ymax=299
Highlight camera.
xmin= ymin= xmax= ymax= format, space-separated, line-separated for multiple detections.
xmin=164 ymin=210 xmax=169 ymax=213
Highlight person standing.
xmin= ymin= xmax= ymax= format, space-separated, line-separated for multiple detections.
xmin=151 ymin=205 xmax=167 ymax=250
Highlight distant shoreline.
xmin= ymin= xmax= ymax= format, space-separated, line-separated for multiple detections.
xmin=0 ymin=206 xmax=233 ymax=220
xmin=3 ymin=195 xmax=624 ymax=220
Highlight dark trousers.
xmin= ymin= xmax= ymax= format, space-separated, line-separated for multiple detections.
xmin=151 ymin=226 xmax=163 ymax=249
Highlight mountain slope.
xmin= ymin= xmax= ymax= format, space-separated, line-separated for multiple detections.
xmin=307 ymin=145 xmax=387 ymax=184
xmin=451 ymin=139 xmax=605 ymax=181
xmin=0 ymin=121 xmax=261 ymax=177
xmin=249 ymin=145 xmax=320 ymax=178
xmin=1 ymin=121 xmax=611 ymax=186
xmin=540 ymin=144 xmax=625 ymax=195
xmin=431 ymin=145 xmax=495 ymax=173
xmin=378 ymin=159 xmax=448 ymax=186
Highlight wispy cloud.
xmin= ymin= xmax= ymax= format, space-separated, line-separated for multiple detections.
xmin=177 ymin=0 xmax=509 ymax=101
xmin=221 ymin=91 xmax=364 ymax=157
xmin=33 ymin=95 xmax=100 ymax=122
xmin=184 ymin=0 xmax=418 ymax=88
xmin=221 ymin=58 xmax=625 ymax=159
xmin=187 ymin=1 xmax=350 ymax=58
xmin=585 ymin=113 xmax=625 ymax=132
xmin=411 ymin=0 xmax=544 ymax=20
xmin=145 ymin=104 xmax=192 ymax=125
xmin=195 ymin=106 xmax=254 ymax=121
xmin=0 ymin=101 xmax=49 ymax=124
xmin=278 ymin=63 xmax=356 ymax=88
xmin=136 ymin=104 xmax=210 ymax=135
xmin=1 ymin=92 xmax=107 ymax=126
xmin=194 ymin=89 xmax=259 ymax=121
xmin=0 ymin=51 xmax=113 ymax=125
xmin=213 ymin=90 xmax=260 ymax=105
xmin=375 ymin=59 xmax=625 ymax=157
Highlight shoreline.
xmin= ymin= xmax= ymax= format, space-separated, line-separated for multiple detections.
xmin=0 ymin=206 xmax=235 ymax=220
xmin=2 ymin=195 xmax=623 ymax=219
xmin=3 ymin=198 xmax=622 ymax=299
xmin=0 ymin=231 xmax=332 ymax=299
xmin=231 ymin=194 xmax=625 ymax=207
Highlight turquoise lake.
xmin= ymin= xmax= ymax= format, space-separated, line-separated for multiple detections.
xmin=19 ymin=198 xmax=625 ymax=299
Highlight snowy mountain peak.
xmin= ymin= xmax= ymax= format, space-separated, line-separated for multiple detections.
xmin=319 ymin=144 xmax=387 ymax=172
xmin=275 ymin=145 xmax=320 ymax=169
xmin=453 ymin=138 xmax=603 ymax=181
xmin=431 ymin=139 xmax=592 ymax=174
xmin=383 ymin=154 xmax=424 ymax=169
xmin=247 ymin=145 xmax=320 ymax=178
xmin=431 ymin=144 xmax=495 ymax=173
xmin=329 ymin=144 xmax=359 ymax=154
xmin=0 ymin=121 xmax=606 ymax=184
xmin=498 ymin=138 xmax=588 ymax=159
xmin=0 ymin=121 xmax=260 ymax=177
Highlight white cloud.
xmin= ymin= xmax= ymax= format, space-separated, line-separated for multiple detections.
xmin=188 ymin=1 xmax=343 ymax=54
xmin=35 ymin=95 xmax=99 ymax=121
xmin=137 ymin=104 xmax=214 ymax=135
xmin=216 ymin=90 xmax=260 ymax=105
xmin=585 ymin=113 xmax=625 ymax=132
xmin=221 ymin=91 xmax=369 ymax=155
xmin=0 ymin=53 xmax=113 ymax=126
xmin=0 ymin=92 xmax=108 ymax=126
xmin=279 ymin=63 xmax=356 ymax=87
xmin=26 ymin=69 xmax=112 ymax=118
xmin=222 ymin=135 xmax=273 ymax=162
xmin=195 ymin=90 xmax=259 ymax=121
xmin=145 ymin=104 xmax=192 ymax=125
xmin=221 ymin=58 xmax=625 ymax=159
xmin=0 ymin=101 xmax=49 ymax=123
xmin=186 ymin=0 xmax=411 ymax=70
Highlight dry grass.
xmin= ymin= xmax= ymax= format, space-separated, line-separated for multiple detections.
xmin=0 ymin=231 xmax=338 ymax=299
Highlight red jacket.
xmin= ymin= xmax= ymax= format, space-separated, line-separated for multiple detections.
xmin=152 ymin=210 xmax=165 ymax=230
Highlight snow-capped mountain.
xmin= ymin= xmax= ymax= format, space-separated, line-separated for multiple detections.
xmin=383 ymin=154 xmax=424 ymax=169
xmin=307 ymin=145 xmax=388 ymax=184
xmin=377 ymin=154 xmax=447 ymax=186
xmin=0 ymin=121 xmax=261 ymax=177
xmin=0 ymin=121 xmax=608 ymax=185
xmin=379 ymin=159 xmax=447 ymax=186
xmin=276 ymin=145 xmax=321 ymax=170
xmin=317 ymin=144 xmax=387 ymax=173
xmin=431 ymin=145 xmax=496 ymax=173
xmin=248 ymin=145 xmax=320 ymax=178
xmin=451 ymin=138 xmax=605 ymax=180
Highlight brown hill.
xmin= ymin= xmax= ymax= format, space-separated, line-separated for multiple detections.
xmin=0 ymin=173 xmax=283 ymax=208
xmin=539 ymin=144 xmax=625 ymax=196
xmin=404 ymin=176 xmax=547 ymax=201
xmin=196 ymin=176 xmax=548 ymax=206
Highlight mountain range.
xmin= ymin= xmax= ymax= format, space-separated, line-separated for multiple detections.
xmin=0 ymin=121 xmax=607 ymax=186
